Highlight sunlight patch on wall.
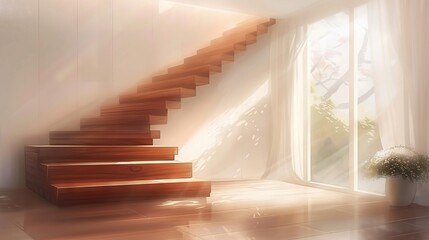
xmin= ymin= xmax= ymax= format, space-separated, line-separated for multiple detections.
xmin=179 ymin=80 xmax=269 ymax=170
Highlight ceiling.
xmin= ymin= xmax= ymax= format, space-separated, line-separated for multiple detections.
xmin=167 ymin=0 xmax=322 ymax=18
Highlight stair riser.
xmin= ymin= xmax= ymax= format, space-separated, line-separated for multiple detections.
xmin=101 ymin=109 xmax=167 ymax=116
xmin=55 ymin=181 xmax=211 ymax=205
xmin=81 ymin=116 xmax=167 ymax=130
xmin=152 ymin=65 xmax=221 ymax=82
xmin=120 ymin=89 xmax=195 ymax=104
xmin=195 ymin=44 xmax=246 ymax=57
xmin=168 ymin=63 xmax=221 ymax=74
xmin=138 ymin=82 xmax=195 ymax=93
xmin=137 ymin=84 xmax=196 ymax=95
xmin=45 ymin=163 xmax=193 ymax=183
xmin=50 ymin=138 xmax=154 ymax=145
xmin=80 ymin=125 xmax=152 ymax=131
xmin=213 ymin=32 xmax=258 ymax=46
xmin=197 ymin=42 xmax=247 ymax=56
xmin=101 ymin=101 xmax=181 ymax=115
xmin=26 ymin=146 xmax=178 ymax=163
xmin=211 ymin=33 xmax=256 ymax=45
xmin=138 ymin=76 xmax=209 ymax=93
xmin=50 ymin=131 xmax=160 ymax=145
xmin=183 ymin=53 xmax=234 ymax=67
xmin=25 ymin=154 xmax=58 ymax=202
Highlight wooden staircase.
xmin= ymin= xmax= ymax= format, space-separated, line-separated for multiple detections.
xmin=25 ymin=17 xmax=276 ymax=205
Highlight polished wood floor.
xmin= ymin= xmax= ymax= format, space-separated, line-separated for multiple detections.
xmin=1 ymin=180 xmax=429 ymax=240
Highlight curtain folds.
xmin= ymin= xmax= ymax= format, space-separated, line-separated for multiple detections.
xmin=263 ymin=18 xmax=307 ymax=183
xmin=369 ymin=0 xmax=429 ymax=205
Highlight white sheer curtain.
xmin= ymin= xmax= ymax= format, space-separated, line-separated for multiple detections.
xmin=369 ymin=0 xmax=429 ymax=205
xmin=263 ymin=18 xmax=307 ymax=183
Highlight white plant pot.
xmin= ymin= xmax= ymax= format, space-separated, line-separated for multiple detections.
xmin=385 ymin=176 xmax=417 ymax=207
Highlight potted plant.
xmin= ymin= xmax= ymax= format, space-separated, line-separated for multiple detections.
xmin=362 ymin=146 xmax=429 ymax=206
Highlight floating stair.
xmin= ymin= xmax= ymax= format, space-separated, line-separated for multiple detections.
xmin=25 ymin=17 xmax=276 ymax=205
xmin=49 ymin=130 xmax=160 ymax=145
xmin=100 ymin=100 xmax=181 ymax=115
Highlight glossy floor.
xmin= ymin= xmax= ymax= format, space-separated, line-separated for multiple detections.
xmin=1 ymin=180 xmax=429 ymax=240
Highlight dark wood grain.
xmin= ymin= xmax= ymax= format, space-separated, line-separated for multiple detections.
xmin=50 ymin=130 xmax=160 ymax=145
xmin=80 ymin=115 xmax=167 ymax=130
xmin=101 ymin=100 xmax=181 ymax=115
xmin=138 ymin=75 xmax=209 ymax=92
xmin=53 ymin=179 xmax=211 ymax=205
xmin=119 ymin=88 xmax=196 ymax=104
xmin=43 ymin=161 xmax=192 ymax=183
xmin=26 ymin=145 xmax=178 ymax=163
xmin=183 ymin=53 xmax=234 ymax=67
xmin=152 ymin=65 xmax=221 ymax=82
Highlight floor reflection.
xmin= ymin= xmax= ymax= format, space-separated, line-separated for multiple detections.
xmin=1 ymin=180 xmax=429 ymax=239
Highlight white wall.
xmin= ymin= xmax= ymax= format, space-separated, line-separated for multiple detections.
xmin=156 ymin=34 xmax=272 ymax=180
xmin=0 ymin=0 xmax=271 ymax=189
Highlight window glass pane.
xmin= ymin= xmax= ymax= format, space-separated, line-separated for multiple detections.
xmin=355 ymin=5 xmax=384 ymax=194
xmin=310 ymin=12 xmax=350 ymax=187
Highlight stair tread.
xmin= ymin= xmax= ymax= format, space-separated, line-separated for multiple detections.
xmin=28 ymin=145 xmax=176 ymax=148
xmin=52 ymin=178 xmax=209 ymax=188
xmin=100 ymin=101 xmax=181 ymax=116
xmin=42 ymin=160 xmax=188 ymax=167
xmin=120 ymin=87 xmax=195 ymax=104
xmin=138 ymin=75 xmax=208 ymax=92
xmin=50 ymin=130 xmax=159 ymax=135
xmin=124 ymin=87 xmax=194 ymax=97
xmin=152 ymin=64 xmax=221 ymax=82
xmin=82 ymin=114 xmax=165 ymax=120
xmin=80 ymin=115 xmax=168 ymax=126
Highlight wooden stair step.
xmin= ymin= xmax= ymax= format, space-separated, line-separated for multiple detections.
xmin=101 ymin=108 xmax=167 ymax=117
xmin=101 ymin=100 xmax=181 ymax=115
xmin=152 ymin=65 xmax=221 ymax=82
xmin=120 ymin=87 xmax=196 ymax=104
xmin=26 ymin=145 xmax=178 ymax=163
xmin=212 ymin=27 xmax=265 ymax=47
xmin=212 ymin=32 xmax=257 ymax=45
xmin=166 ymin=62 xmax=221 ymax=74
xmin=138 ymin=75 xmax=209 ymax=92
xmin=81 ymin=115 xmax=167 ymax=130
xmin=199 ymin=34 xmax=257 ymax=55
xmin=196 ymin=41 xmax=247 ymax=56
xmin=186 ymin=45 xmax=245 ymax=66
xmin=49 ymin=130 xmax=160 ymax=145
xmin=184 ymin=52 xmax=234 ymax=66
xmin=42 ymin=161 xmax=192 ymax=183
xmin=170 ymin=53 xmax=234 ymax=72
xmin=51 ymin=178 xmax=211 ymax=205
xmin=195 ymin=44 xmax=246 ymax=57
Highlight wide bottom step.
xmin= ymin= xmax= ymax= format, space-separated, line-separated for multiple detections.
xmin=51 ymin=178 xmax=211 ymax=205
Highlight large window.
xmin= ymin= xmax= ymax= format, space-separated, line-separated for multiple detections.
xmin=308 ymin=5 xmax=383 ymax=193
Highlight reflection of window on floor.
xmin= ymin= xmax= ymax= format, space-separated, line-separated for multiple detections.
xmin=308 ymin=5 xmax=384 ymax=194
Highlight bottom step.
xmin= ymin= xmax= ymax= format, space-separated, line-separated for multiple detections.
xmin=50 ymin=178 xmax=211 ymax=205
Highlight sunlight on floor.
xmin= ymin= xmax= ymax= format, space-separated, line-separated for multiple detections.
xmin=3 ymin=180 xmax=429 ymax=239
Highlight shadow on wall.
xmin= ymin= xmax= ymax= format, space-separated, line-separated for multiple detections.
xmin=155 ymin=33 xmax=272 ymax=180
xmin=182 ymin=83 xmax=270 ymax=179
